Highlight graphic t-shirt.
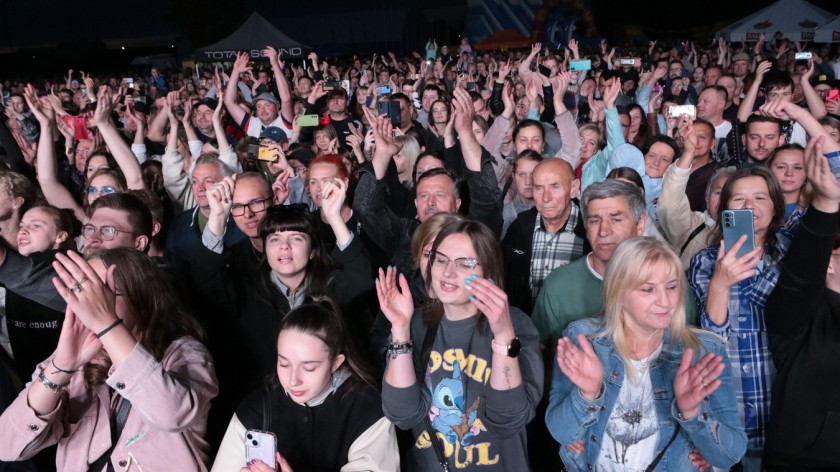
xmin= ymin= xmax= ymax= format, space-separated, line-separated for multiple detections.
xmin=596 ymin=344 xmax=662 ymax=471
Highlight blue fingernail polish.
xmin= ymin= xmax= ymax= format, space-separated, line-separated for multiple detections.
xmin=470 ymin=273 xmax=478 ymax=279
xmin=468 ymin=295 xmax=475 ymax=301
xmin=463 ymin=278 xmax=472 ymax=284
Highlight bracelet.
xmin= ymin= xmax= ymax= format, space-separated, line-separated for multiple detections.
xmin=38 ymin=368 xmax=66 ymax=394
xmin=387 ymin=340 xmax=414 ymax=360
xmin=96 ymin=318 xmax=124 ymax=339
xmin=51 ymin=359 xmax=80 ymax=375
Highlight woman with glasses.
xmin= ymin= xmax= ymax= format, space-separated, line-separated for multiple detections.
xmin=378 ymin=219 xmax=543 ymax=471
xmin=0 ymin=248 xmax=218 ymax=471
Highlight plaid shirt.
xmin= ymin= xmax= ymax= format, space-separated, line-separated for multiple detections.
xmin=530 ymin=204 xmax=584 ymax=301
xmin=688 ymin=208 xmax=804 ymax=449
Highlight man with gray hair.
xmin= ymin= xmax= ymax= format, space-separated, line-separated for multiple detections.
xmin=531 ymin=179 xmax=647 ymax=346
xmin=164 ymin=154 xmax=245 ymax=274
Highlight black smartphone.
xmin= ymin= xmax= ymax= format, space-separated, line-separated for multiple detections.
xmin=322 ymin=81 xmax=340 ymax=91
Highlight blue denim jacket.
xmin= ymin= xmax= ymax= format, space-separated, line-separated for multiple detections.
xmin=545 ymin=319 xmax=747 ymax=471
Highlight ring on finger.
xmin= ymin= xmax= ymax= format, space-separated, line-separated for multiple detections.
xmin=68 ymin=283 xmax=82 ymax=294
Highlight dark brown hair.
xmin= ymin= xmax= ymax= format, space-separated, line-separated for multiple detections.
xmin=713 ymin=166 xmax=786 ymax=255
xmin=423 ymin=219 xmax=504 ymax=328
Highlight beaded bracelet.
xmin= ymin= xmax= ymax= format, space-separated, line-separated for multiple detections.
xmin=387 ymin=340 xmax=414 ymax=360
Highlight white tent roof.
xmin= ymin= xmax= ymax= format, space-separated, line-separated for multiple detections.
xmin=814 ymin=15 xmax=840 ymax=42
xmin=717 ymin=0 xmax=835 ymax=42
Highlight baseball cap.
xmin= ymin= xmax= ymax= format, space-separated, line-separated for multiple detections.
xmin=259 ymin=126 xmax=288 ymax=142
xmin=811 ymin=74 xmax=834 ymax=88
xmin=732 ymin=52 xmax=751 ymax=63
xmin=287 ymin=147 xmax=315 ymax=166
xmin=196 ymin=97 xmax=218 ymax=110
xmin=253 ymin=92 xmax=280 ymax=106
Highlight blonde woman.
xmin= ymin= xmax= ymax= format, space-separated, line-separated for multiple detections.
xmin=546 ymin=237 xmax=746 ymax=471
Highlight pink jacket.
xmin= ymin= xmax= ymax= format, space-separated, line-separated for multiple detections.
xmin=0 ymin=337 xmax=218 ymax=471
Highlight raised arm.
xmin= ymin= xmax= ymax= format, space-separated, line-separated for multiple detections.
xmin=552 ymin=72 xmax=581 ymax=168
xmin=25 ymin=85 xmax=84 ymax=221
xmin=798 ymin=60 xmax=827 ymax=119
xmin=264 ymin=46 xmax=294 ymax=124
xmin=451 ymin=88 xmax=481 ymax=172
xmin=91 ymin=88 xmax=144 ymax=190
xmin=518 ymin=43 xmax=541 ymax=83
xmin=224 ymin=53 xmax=251 ymax=128
xmin=737 ymin=60 xmax=772 ymax=123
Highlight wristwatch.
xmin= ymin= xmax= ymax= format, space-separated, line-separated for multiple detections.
xmin=491 ymin=337 xmax=521 ymax=358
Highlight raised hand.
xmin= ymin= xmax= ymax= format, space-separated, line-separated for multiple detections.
xmin=90 ymin=88 xmax=113 ymax=127
xmin=207 ymin=175 xmax=235 ymax=219
xmin=465 ymin=276 xmax=514 ymax=336
xmin=375 ymin=266 xmax=415 ymax=330
xmin=805 ymin=136 xmax=840 ymax=213
xmin=23 ymin=84 xmax=54 ymax=125
xmin=232 ymin=52 xmax=252 ymax=77
xmin=711 ymin=236 xmax=763 ymax=289
xmin=51 ymin=251 xmax=119 ymax=336
xmin=319 ymin=178 xmax=346 ymax=223
xmin=272 ymin=170 xmax=291 ymax=204
xmin=451 ymin=87 xmax=475 ymax=135
xmin=674 ymin=350 xmax=725 ymax=420
xmin=52 ymin=307 xmax=103 ymax=373
xmin=602 ymin=77 xmax=621 ymax=110
xmin=556 ymin=334 xmax=604 ymax=401
xmin=497 ymin=58 xmax=512 ymax=81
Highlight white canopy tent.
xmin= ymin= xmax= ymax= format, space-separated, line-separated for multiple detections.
xmin=717 ymin=0 xmax=835 ymax=42
xmin=814 ymin=15 xmax=840 ymax=43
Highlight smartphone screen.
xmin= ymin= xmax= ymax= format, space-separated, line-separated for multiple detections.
xmin=257 ymin=146 xmax=276 ymax=161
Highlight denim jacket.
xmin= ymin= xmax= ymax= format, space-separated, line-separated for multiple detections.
xmin=546 ymin=319 xmax=746 ymax=471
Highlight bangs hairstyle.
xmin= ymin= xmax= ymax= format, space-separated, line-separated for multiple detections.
xmin=713 ymin=166 xmax=785 ymax=256
xmin=598 ymin=237 xmax=700 ymax=383
xmin=83 ymin=248 xmax=205 ymax=388
xmin=423 ymin=219 xmax=503 ymax=328
xmin=271 ymin=298 xmax=378 ymax=393
xmin=258 ymin=205 xmax=336 ymax=297
xmin=84 ymin=168 xmax=128 ymax=206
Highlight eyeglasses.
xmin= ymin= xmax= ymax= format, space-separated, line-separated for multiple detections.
xmin=231 ymin=198 xmax=271 ymax=216
xmin=82 ymin=224 xmax=135 ymax=241
xmin=429 ymin=251 xmax=480 ymax=271
xmin=87 ymin=186 xmax=117 ymax=195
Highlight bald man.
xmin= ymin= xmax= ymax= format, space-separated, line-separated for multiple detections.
xmin=502 ymin=159 xmax=589 ymax=314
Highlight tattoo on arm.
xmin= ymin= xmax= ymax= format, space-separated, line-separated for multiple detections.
xmin=503 ymin=366 xmax=511 ymax=388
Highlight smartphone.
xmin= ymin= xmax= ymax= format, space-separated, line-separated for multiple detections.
xmin=569 ymin=60 xmax=592 ymax=72
xmin=247 ymin=144 xmax=259 ymax=160
xmin=257 ymin=146 xmax=275 ymax=161
xmin=794 ymin=52 xmax=812 ymax=60
xmin=620 ymin=58 xmax=635 ymax=66
xmin=377 ymin=101 xmax=401 ymax=126
xmin=722 ymin=209 xmax=756 ymax=259
xmin=466 ymin=82 xmax=476 ymax=91
xmin=668 ymin=104 xmax=697 ymax=119
xmin=827 ymin=89 xmax=839 ymax=103
xmin=322 ymin=81 xmax=340 ymax=91
xmin=245 ymin=430 xmax=277 ymax=469
xmin=122 ymin=77 xmax=134 ymax=86
xmin=375 ymin=85 xmax=392 ymax=95
xmin=538 ymin=64 xmax=552 ymax=76
xmin=298 ymin=114 xmax=319 ymax=127
xmin=365 ymin=95 xmax=373 ymax=108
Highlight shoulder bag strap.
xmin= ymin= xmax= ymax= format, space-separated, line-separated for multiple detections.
xmin=680 ymin=223 xmax=707 ymax=255
xmin=88 ymin=398 xmax=132 ymax=472
xmin=644 ymin=423 xmax=681 ymax=472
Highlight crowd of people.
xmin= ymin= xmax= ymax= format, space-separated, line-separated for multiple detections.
xmin=0 ymin=32 xmax=839 ymax=471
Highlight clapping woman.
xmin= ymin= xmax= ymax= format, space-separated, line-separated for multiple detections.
xmin=0 ymin=248 xmax=217 ymax=470
xmin=546 ymin=237 xmax=746 ymax=471
xmin=378 ymin=219 xmax=543 ymax=470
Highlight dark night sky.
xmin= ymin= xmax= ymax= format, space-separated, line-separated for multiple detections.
xmin=1 ymin=0 xmax=838 ymax=52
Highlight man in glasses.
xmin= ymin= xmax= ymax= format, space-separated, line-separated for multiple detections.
xmin=82 ymin=193 xmax=153 ymax=255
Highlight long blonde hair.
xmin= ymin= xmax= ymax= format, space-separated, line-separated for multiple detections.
xmin=597 ymin=237 xmax=700 ymax=382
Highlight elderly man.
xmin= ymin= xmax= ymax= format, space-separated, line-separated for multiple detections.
xmin=502 ymin=159 xmax=587 ymax=314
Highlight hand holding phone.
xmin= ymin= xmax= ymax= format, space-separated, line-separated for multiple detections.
xmin=246 ymin=430 xmax=277 ymax=469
